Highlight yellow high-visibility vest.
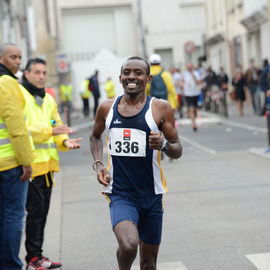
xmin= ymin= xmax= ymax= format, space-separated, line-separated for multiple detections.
xmin=60 ymin=84 xmax=72 ymax=102
xmin=105 ymin=80 xmax=115 ymax=99
xmin=81 ymin=80 xmax=92 ymax=98
xmin=20 ymin=85 xmax=59 ymax=165
xmin=0 ymin=76 xmax=34 ymax=160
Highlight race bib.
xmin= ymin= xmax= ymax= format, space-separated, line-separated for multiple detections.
xmin=109 ymin=128 xmax=146 ymax=157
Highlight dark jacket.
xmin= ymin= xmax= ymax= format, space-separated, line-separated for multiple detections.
xmin=89 ymin=75 xmax=100 ymax=98
xmin=260 ymin=65 xmax=270 ymax=92
xmin=245 ymin=67 xmax=260 ymax=86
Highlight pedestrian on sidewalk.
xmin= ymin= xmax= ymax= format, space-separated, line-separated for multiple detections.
xmin=88 ymin=70 xmax=100 ymax=117
xmin=105 ymin=77 xmax=116 ymax=99
xmin=20 ymin=58 xmax=82 ymax=270
xmin=80 ymin=77 xmax=92 ymax=117
xmin=146 ymin=54 xmax=178 ymax=111
xmin=170 ymin=66 xmax=183 ymax=118
xmin=90 ymin=56 xmax=182 ymax=270
xmin=181 ymin=62 xmax=202 ymax=131
xmin=260 ymin=59 xmax=270 ymax=116
xmin=245 ymin=59 xmax=261 ymax=115
xmin=0 ymin=43 xmax=35 ymax=270
xmin=217 ymin=67 xmax=229 ymax=117
xmin=232 ymin=69 xmax=247 ymax=116
xmin=59 ymin=79 xmax=73 ymax=126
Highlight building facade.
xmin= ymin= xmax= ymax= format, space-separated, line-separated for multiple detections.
xmin=0 ymin=0 xmax=58 ymax=86
xmin=240 ymin=0 xmax=270 ymax=69
xmin=53 ymin=0 xmax=207 ymax=106
xmin=205 ymin=0 xmax=270 ymax=77
xmin=141 ymin=0 xmax=206 ymax=70
xmin=1 ymin=0 xmax=206 ymax=107
xmin=205 ymin=0 xmax=230 ymax=74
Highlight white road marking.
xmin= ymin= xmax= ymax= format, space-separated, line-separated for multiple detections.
xmin=200 ymin=111 xmax=267 ymax=133
xmin=181 ymin=135 xmax=217 ymax=154
xmin=246 ymin=252 xmax=270 ymax=270
xmin=177 ymin=117 xmax=221 ymax=126
xmin=219 ymin=119 xmax=267 ymax=133
xmin=248 ymin=148 xmax=270 ymax=160
xmin=131 ymin=261 xmax=188 ymax=270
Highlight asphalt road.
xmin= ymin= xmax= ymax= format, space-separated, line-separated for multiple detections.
xmin=20 ymin=107 xmax=270 ymax=270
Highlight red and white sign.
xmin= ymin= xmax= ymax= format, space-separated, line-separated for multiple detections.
xmin=56 ymin=54 xmax=69 ymax=73
xmin=184 ymin=41 xmax=196 ymax=54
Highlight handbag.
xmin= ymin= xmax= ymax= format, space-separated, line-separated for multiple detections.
xmin=230 ymin=90 xmax=236 ymax=100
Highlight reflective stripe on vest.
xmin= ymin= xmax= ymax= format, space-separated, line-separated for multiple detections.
xmin=35 ymin=143 xmax=57 ymax=150
xmin=0 ymin=137 xmax=10 ymax=145
xmin=0 ymin=123 xmax=6 ymax=129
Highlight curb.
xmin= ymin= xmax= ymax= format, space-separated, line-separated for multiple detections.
xmin=248 ymin=147 xmax=270 ymax=160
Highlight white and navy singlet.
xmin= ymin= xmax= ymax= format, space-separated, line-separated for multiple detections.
xmin=104 ymin=95 xmax=167 ymax=196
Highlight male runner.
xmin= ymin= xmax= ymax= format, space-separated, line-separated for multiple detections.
xmin=90 ymin=56 xmax=182 ymax=270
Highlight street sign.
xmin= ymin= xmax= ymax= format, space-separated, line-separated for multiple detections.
xmin=184 ymin=41 xmax=196 ymax=54
xmin=56 ymin=54 xmax=69 ymax=73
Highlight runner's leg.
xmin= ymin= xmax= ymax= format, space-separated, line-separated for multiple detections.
xmin=139 ymin=240 xmax=159 ymax=270
xmin=114 ymin=220 xmax=139 ymax=270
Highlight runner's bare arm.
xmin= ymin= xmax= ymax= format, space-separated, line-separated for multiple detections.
xmin=150 ymin=99 xmax=182 ymax=159
xmin=90 ymin=100 xmax=113 ymax=185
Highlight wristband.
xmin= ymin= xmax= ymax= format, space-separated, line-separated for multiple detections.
xmin=160 ymin=139 xmax=170 ymax=152
xmin=92 ymin=160 xmax=104 ymax=172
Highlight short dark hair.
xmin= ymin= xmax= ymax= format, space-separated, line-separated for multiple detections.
xmin=121 ymin=56 xmax=150 ymax=75
xmin=25 ymin=57 xmax=46 ymax=72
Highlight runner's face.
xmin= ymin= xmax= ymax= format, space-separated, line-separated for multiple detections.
xmin=0 ymin=45 xmax=21 ymax=74
xmin=119 ymin=60 xmax=151 ymax=96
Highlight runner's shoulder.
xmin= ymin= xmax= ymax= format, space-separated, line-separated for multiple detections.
xmin=152 ymin=97 xmax=172 ymax=111
xmin=99 ymin=98 xmax=116 ymax=113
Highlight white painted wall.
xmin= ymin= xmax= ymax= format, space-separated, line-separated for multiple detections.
xmin=243 ymin=0 xmax=267 ymax=17
xmin=246 ymin=32 xmax=261 ymax=65
xmin=59 ymin=4 xmax=137 ymax=108
xmin=208 ymin=42 xmax=228 ymax=71
xmin=260 ymin=22 xmax=270 ymax=61
xmin=62 ymin=8 xmax=117 ymax=56
xmin=141 ymin=0 xmax=206 ymax=68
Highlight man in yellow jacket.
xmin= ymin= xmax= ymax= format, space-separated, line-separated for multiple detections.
xmin=105 ymin=77 xmax=116 ymax=99
xmin=0 ymin=43 xmax=34 ymax=270
xmin=59 ymin=81 xmax=72 ymax=126
xmin=20 ymin=58 xmax=82 ymax=270
xmin=146 ymin=54 xmax=178 ymax=110
xmin=80 ymin=78 xmax=92 ymax=117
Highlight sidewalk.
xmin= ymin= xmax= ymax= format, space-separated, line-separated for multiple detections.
xmin=19 ymin=171 xmax=63 ymax=268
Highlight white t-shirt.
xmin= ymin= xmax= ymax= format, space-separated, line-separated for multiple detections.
xmin=182 ymin=70 xmax=201 ymax=97
xmin=172 ymin=72 xmax=182 ymax=95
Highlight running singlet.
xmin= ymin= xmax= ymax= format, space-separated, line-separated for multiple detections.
xmin=104 ymin=95 xmax=167 ymax=196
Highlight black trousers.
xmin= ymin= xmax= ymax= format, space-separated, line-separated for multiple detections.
xmin=25 ymin=173 xmax=53 ymax=263
xmin=82 ymin=98 xmax=89 ymax=117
